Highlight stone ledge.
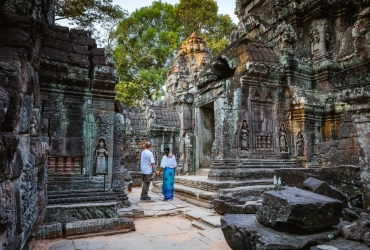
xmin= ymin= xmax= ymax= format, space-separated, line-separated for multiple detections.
xmin=36 ymin=223 xmax=63 ymax=240
xmin=65 ymin=218 xmax=135 ymax=238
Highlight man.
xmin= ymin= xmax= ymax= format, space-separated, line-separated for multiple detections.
xmin=140 ymin=142 xmax=158 ymax=200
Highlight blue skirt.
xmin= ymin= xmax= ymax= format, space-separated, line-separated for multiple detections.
xmin=162 ymin=167 xmax=175 ymax=200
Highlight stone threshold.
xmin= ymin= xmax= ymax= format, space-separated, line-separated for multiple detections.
xmin=175 ymin=175 xmax=273 ymax=192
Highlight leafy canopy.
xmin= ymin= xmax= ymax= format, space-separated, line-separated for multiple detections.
xmin=114 ymin=0 xmax=236 ymax=106
xmin=55 ymin=0 xmax=125 ymax=28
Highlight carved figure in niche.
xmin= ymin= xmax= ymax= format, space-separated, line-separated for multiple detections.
xmin=296 ymin=131 xmax=304 ymax=157
xmin=95 ymin=139 xmax=108 ymax=174
xmin=310 ymin=28 xmax=320 ymax=54
xmin=279 ymin=123 xmax=288 ymax=153
xmin=240 ymin=120 xmax=250 ymax=150
xmin=147 ymin=109 xmax=156 ymax=128
xmin=324 ymin=25 xmax=331 ymax=52
xmin=216 ymin=147 xmax=222 ymax=159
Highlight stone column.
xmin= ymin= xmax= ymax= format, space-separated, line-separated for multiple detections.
xmin=352 ymin=113 xmax=370 ymax=213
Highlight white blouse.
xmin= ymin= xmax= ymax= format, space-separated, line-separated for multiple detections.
xmin=160 ymin=155 xmax=177 ymax=169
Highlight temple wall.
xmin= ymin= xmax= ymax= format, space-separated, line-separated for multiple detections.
xmin=38 ymin=24 xmax=119 ymax=191
xmin=0 ymin=0 xmax=53 ymax=248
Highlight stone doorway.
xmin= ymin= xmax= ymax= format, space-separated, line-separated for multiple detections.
xmin=199 ymin=103 xmax=215 ymax=168
xmin=250 ymin=102 xmax=275 ymax=158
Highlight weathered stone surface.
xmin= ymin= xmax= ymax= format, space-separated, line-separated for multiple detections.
xmin=256 ymin=187 xmax=343 ymax=233
xmin=36 ymin=223 xmax=63 ymax=239
xmin=311 ymin=237 xmax=370 ymax=250
xmin=341 ymin=213 xmax=370 ymax=246
xmin=275 ymin=167 xmax=361 ymax=202
xmin=303 ymin=178 xmax=348 ymax=208
xmin=221 ymin=214 xmax=349 ymax=250
xmin=65 ymin=218 xmax=135 ymax=237
xmin=214 ymin=186 xmax=271 ymax=214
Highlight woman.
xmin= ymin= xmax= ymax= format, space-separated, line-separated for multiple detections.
xmin=159 ymin=145 xmax=177 ymax=201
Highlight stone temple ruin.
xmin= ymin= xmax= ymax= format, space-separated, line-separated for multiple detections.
xmin=2 ymin=0 xmax=370 ymax=249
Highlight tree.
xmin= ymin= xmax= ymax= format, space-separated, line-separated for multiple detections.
xmin=55 ymin=0 xmax=125 ymax=28
xmin=114 ymin=0 xmax=236 ymax=105
xmin=113 ymin=1 xmax=181 ymax=106
xmin=177 ymin=0 xmax=235 ymax=55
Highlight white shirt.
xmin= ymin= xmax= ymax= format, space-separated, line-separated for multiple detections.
xmin=160 ymin=155 xmax=177 ymax=169
xmin=140 ymin=149 xmax=155 ymax=174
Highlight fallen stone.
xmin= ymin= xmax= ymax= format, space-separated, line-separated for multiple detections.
xmin=256 ymin=187 xmax=343 ymax=233
xmin=221 ymin=214 xmax=349 ymax=250
xmin=311 ymin=237 xmax=369 ymax=250
xmin=214 ymin=186 xmax=267 ymax=214
xmin=342 ymin=207 xmax=361 ymax=222
xmin=275 ymin=166 xmax=361 ymax=201
xmin=341 ymin=213 xmax=370 ymax=246
xmin=303 ymin=177 xmax=348 ymax=208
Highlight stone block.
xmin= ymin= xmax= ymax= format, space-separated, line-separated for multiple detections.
xmin=65 ymin=218 xmax=135 ymax=237
xmin=221 ymin=214 xmax=349 ymax=250
xmin=47 ymin=24 xmax=69 ymax=34
xmin=36 ymin=223 xmax=63 ymax=239
xmin=0 ymin=27 xmax=31 ymax=49
xmin=275 ymin=167 xmax=361 ymax=201
xmin=303 ymin=178 xmax=348 ymax=208
xmin=92 ymin=55 xmax=106 ymax=66
xmin=41 ymin=47 xmax=68 ymax=62
xmin=342 ymin=213 xmax=370 ymax=246
xmin=43 ymin=37 xmax=72 ymax=52
xmin=256 ymin=187 xmax=343 ymax=233
xmin=92 ymin=48 xmax=105 ymax=56
xmin=71 ymin=43 xmax=89 ymax=55
xmin=69 ymin=29 xmax=96 ymax=46
xmin=311 ymin=237 xmax=370 ymax=250
xmin=19 ymin=93 xmax=33 ymax=133
xmin=68 ymin=52 xmax=90 ymax=68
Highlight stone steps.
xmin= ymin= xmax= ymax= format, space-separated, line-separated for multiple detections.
xmin=47 ymin=190 xmax=119 ymax=205
xmin=183 ymin=210 xmax=221 ymax=228
xmin=175 ymin=176 xmax=273 ymax=192
xmin=152 ymin=182 xmax=217 ymax=209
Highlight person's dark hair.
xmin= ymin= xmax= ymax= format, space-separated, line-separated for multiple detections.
xmin=164 ymin=145 xmax=170 ymax=151
xmin=145 ymin=142 xmax=152 ymax=148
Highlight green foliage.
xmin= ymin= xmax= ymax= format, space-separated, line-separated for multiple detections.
xmin=177 ymin=0 xmax=235 ymax=55
xmin=55 ymin=0 xmax=125 ymax=28
xmin=114 ymin=1 xmax=181 ymax=106
xmin=114 ymin=0 xmax=236 ymax=106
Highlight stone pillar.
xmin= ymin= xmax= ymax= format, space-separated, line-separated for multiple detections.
xmin=352 ymin=113 xmax=370 ymax=213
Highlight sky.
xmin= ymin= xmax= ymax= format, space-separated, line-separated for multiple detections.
xmin=56 ymin=0 xmax=238 ymax=27
xmin=116 ymin=0 xmax=238 ymax=23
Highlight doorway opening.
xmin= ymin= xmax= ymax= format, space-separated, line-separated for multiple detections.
xmin=199 ymin=103 xmax=215 ymax=168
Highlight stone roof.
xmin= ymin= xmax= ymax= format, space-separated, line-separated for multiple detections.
xmin=117 ymin=100 xmax=180 ymax=131
xmin=224 ymin=37 xmax=279 ymax=64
